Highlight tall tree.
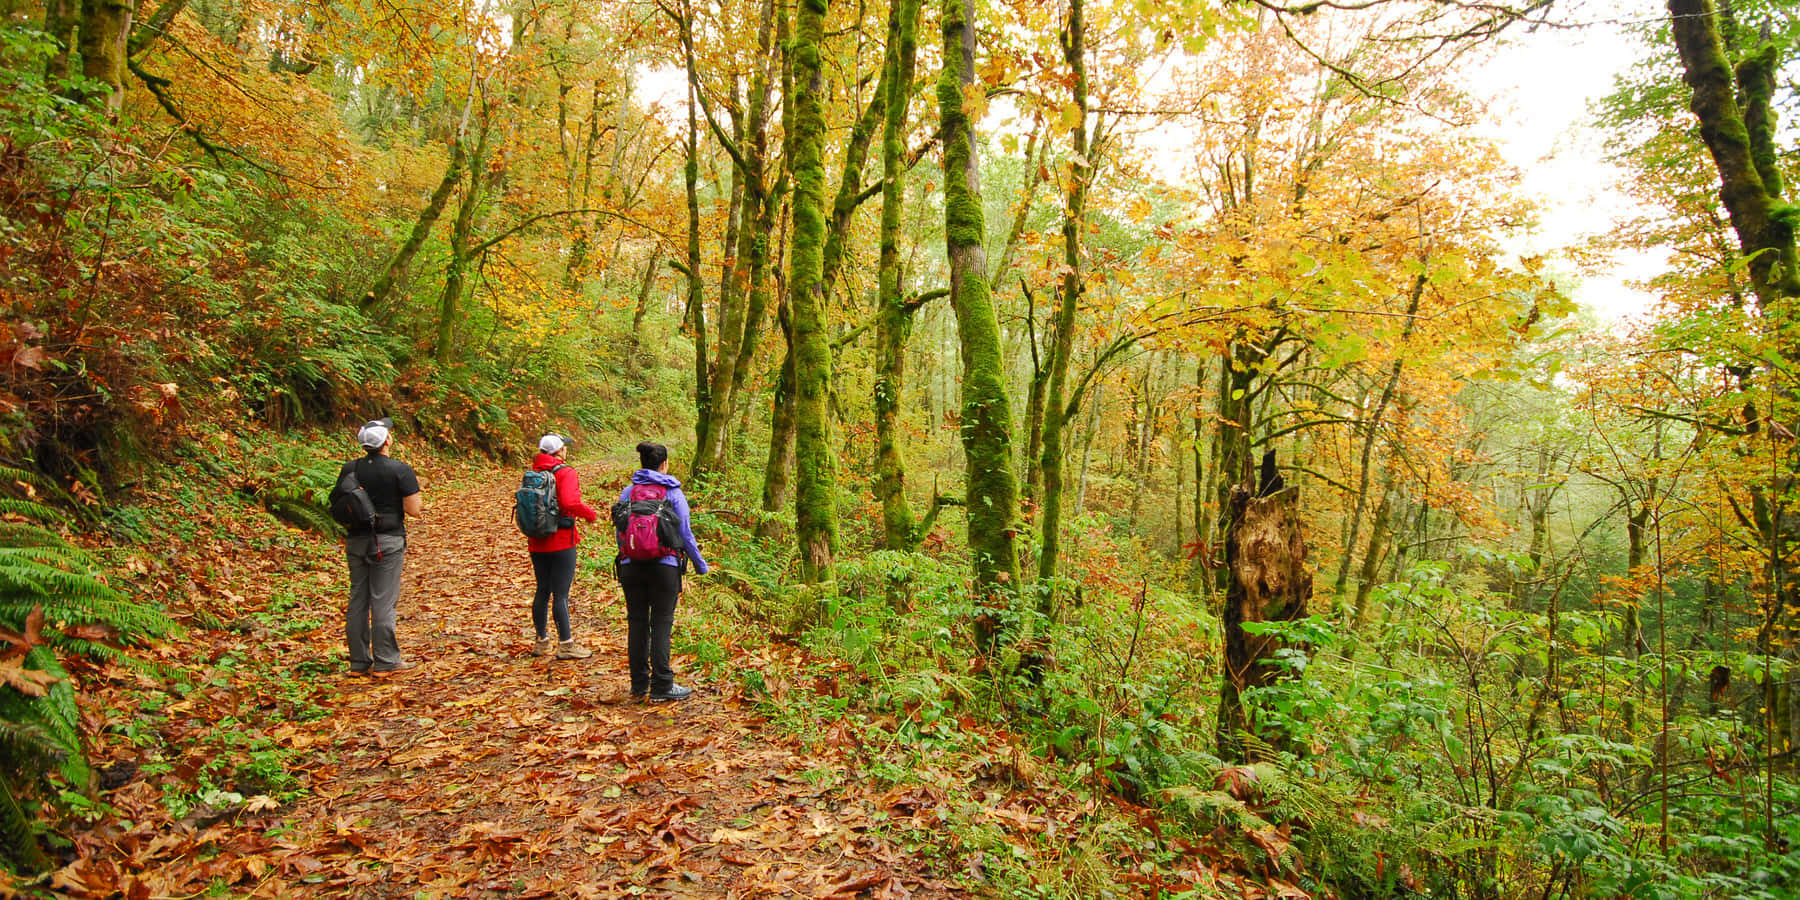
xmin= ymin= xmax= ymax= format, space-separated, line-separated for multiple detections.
xmin=1665 ymin=0 xmax=1800 ymax=767
xmin=788 ymin=0 xmax=838 ymax=583
xmin=1036 ymin=0 xmax=1102 ymax=583
xmin=873 ymin=0 xmax=925 ymax=550
xmin=940 ymin=0 xmax=1022 ymax=634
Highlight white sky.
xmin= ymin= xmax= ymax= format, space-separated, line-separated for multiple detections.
xmin=1465 ymin=0 xmax=1668 ymax=324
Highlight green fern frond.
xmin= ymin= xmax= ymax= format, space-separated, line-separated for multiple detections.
xmin=0 ymin=522 xmax=69 ymax=550
xmin=0 ymin=719 xmax=61 ymax=787
xmin=0 ymin=651 xmax=86 ymax=790
xmin=264 ymin=495 xmax=344 ymax=537
xmin=0 ymin=464 xmax=70 ymax=506
xmin=0 ymin=693 xmax=66 ymax=874
xmin=0 ymin=542 xmax=106 ymax=576
xmin=0 ymin=766 xmax=52 ymax=872
xmin=0 ymin=499 xmax=65 ymax=525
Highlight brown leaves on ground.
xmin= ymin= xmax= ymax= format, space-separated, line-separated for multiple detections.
xmin=32 ymin=466 xmax=959 ymax=899
xmin=12 ymin=462 xmax=1300 ymax=900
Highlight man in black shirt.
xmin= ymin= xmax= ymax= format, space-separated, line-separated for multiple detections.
xmin=339 ymin=418 xmax=423 ymax=676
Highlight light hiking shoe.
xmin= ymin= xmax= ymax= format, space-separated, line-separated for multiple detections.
xmin=532 ymin=638 xmax=554 ymax=657
xmin=648 ymin=684 xmax=693 ymax=703
xmin=556 ymin=640 xmax=593 ymax=660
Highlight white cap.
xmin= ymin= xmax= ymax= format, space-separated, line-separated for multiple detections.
xmin=357 ymin=421 xmax=390 ymax=450
xmin=538 ymin=433 xmax=566 ymax=454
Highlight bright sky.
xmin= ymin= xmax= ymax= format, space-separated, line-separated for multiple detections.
xmin=1466 ymin=0 xmax=1668 ymax=323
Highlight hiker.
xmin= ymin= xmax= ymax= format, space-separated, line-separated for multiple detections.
xmin=526 ymin=433 xmax=600 ymax=660
xmin=615 ymin=441 xmax=708 ymax=702
xmin=338 ymin=418 xmax=422 ymax=677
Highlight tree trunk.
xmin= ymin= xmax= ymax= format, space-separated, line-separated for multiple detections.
xmin=941 ymin=0 xmax=1021 ymax=639
xmin=788 ymin=0 xmax=838 ymax=583
xmin=677 ymin=0 xmax=711 ymax=475
xmin=1189 ymin=356 xmax=1212 ymax=593
xmin=873 ymin=0 xmax=923 ymax=550
xmin=42 ymin=0 xmax=78 ymax=85
xmin=698 ymin=0 xmax=779 ymax=476
xmin=759 ymin=300 xmax=798 ymax=541
xmin=630 ymin=245 xmax=663 ymax=368
xmin=76 ymin=0 xmax=132 ymax=112
xmin=435 ymin=118 xmax=492 ymax=366
xmin=1668 ymin=0 xmax=1800 ymax=305
xmin=367 ymin=131 xmax=467 ymax=312
xmin=1334 ymin=269 xmax=1425 ymax=597
xmin=1217 ymin=472 xmax=1312 ymax=762
xmin=1036 ymin=0 xmax=1093 ymax=585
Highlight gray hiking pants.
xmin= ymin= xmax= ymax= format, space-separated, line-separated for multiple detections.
xmin=346 ymin=533 xmax=407 ymax=671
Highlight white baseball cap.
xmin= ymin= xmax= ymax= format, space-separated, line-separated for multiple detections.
xmin=357 ymin=420 xmax=391 ymax=449
xmin=539 ymin=433 xmax=566 ymax=454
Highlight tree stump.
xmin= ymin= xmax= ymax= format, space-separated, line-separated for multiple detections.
xmin=1216 ymin=479 xmax=1312 ymax=761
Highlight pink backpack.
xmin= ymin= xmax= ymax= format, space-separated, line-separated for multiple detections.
xmin=611 ymin=484 xmax=680 ymax=560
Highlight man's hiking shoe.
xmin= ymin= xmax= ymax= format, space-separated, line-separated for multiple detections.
xmin=648 ymin=684 xmax=692 ymax=703
xmin=370 ymin=661 xmax=417 ymax=678
xmin=532 ymin=638 xmax=554 ymax=657
xmin=556 ymin=641 xmax=593 ymax=660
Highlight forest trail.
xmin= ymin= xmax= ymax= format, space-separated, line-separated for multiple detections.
xmin=218 ymin=468 xmax=953 ymax=898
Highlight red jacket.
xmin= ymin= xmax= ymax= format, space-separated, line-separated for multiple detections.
xmin=526 ymin=452 xmax=599 ymax=553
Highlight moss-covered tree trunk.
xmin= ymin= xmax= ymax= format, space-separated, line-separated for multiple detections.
xmin=366 ymin=129 xmax=467 ymax=312
xmin=1216 ymin=473 xmax=1312 ymax=762
xmin=42 ymin=0 xmax=78 ymax=85
xmin=677 ymin=0 xmax=711 ymax=472
xmin=873 ymin=0 xmax=923 ymax=551
xmin=940 ymin=0 xmax=1021 ymax=637
xmin=1037 ymin=0 xmax=1095 ymax=584
xmin=1211 ymin=341 xmax=1259 ymax=549
xmin=759 ymin=300 xmax=798 ymax=542
xmin=435 ymin=117 xmax=492 ymax=366
xmin=788 ymin=0 xmax=838 ymax=583
xmin=1669 ymin=0 xmax=1800 ymax=771
xmin=698 ymin=1 xmax=779 ymax=479
xmin=75 ymin=0 xmax=132 ymax=112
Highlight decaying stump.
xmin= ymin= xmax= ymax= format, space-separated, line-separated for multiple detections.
xmin=1216 ymin=470 xmax=1312 ymax=761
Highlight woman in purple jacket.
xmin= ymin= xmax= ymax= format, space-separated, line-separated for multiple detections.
xmin=615 ymin=441 xmax=708 ymax=701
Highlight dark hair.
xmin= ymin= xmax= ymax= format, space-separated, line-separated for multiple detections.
xmin=637 ymin=441 xmax=668 ymax=470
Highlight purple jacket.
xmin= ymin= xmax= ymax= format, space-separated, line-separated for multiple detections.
xmin=617 ymin=469 xmax=708 ymax=573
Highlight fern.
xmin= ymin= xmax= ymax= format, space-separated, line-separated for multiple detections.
xmin=261 ymin=489 xmax=344 ymax=537
xmin=0 ymin=485 xmax=174 ymax=872
xmin=0 ymin=549 xmax=173 ymax=646
xmin=0 ymin=521 xmax=68 ymax=549
xmin=0 ymin=464 xmax=95 ymax=527
xmin=0 ymin=652 xmax=80 ymax=874
xmin=0 ymin=744 xmax=64 ymax=871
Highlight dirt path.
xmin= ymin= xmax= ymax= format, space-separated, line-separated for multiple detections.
xmin=260 ymin=469 xmax=953 ymax=898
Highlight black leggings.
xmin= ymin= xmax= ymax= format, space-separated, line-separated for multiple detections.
xmin=530 ymin=547 xmax=578 ymax=641
xmin=617 ymin=561 xmax=681 ymax=692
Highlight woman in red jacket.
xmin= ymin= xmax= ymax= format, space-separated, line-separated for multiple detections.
xmin=528 ymin=433 xmax=600 ymax=659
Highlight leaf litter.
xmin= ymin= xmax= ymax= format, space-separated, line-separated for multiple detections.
xmin=13 ymin=464 xmax=1285 ymax=899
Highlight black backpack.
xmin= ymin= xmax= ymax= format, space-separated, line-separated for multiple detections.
xmin=329 ymin=462 xmax=379 ymax=532
xmin=514 ymin=464 xmax=568 ymax=539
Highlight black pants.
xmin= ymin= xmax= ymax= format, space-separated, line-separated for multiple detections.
xmin=530 ymin=547 xmax=578 ymax=642
xmin=617 ymin=561 xmax=681 ymax=693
